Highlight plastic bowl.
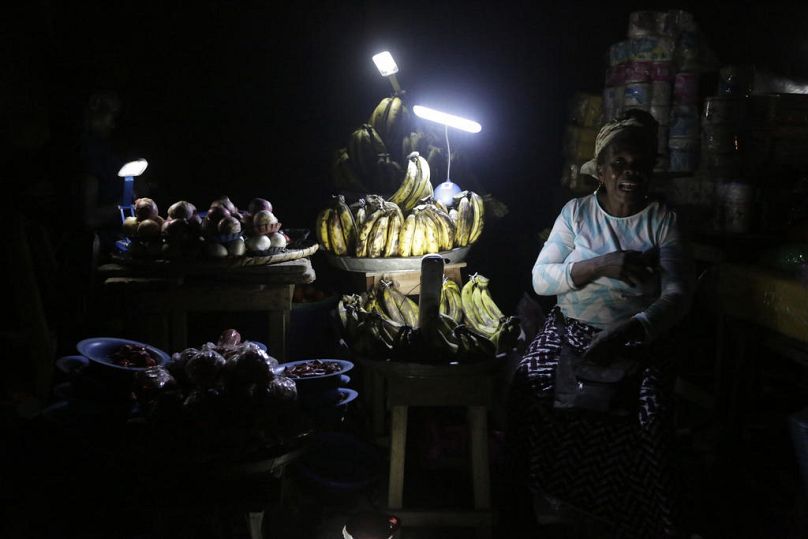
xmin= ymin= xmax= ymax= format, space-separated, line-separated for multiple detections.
xmin=295 ymin=431 xmax=382 ymax=495
xmin=275 ymin=359 xmax=354 ymax=400
xmin=76 ymin=338 xmax=171 ymax=373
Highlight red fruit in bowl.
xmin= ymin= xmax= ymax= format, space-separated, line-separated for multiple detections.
xmin=168 ymin=200 xmax=196 ymax=220
xmin=248 ymin=198 xmax=273 ymax=215
xmin=135 ymin=198 xmax=158 ymax=221
xmin=218 ymin=215 xmax=242 ymax=235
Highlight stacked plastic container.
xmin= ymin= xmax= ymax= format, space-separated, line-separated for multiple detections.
xmin=603 ymin=10 xmax=702 ymax=174
xmin=561 ymin=93 xmax=603 ymax=195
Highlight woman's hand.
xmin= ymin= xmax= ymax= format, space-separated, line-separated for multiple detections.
xmin=596 ymin=249 xmax=657 ymax=287
xmin=572 ymin=248 xmax=658 ymax=288
xmin=584 ymin=318 xmax=646 ymax=363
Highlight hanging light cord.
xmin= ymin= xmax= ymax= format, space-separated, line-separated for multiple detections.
xmin=445 ymin=124 xmax=451 ymax=181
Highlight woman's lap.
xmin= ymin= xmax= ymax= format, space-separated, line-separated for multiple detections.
xmin=507 ymin=308 xmax=678 ymax=537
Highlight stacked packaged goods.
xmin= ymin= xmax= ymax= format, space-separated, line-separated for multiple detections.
xmin=603 ymin=10 xmax=705 ymax=174
xmin=703 ymin=72 xmax=808 ymax=234
xmin=560 ymin=93 xmax=602 ymax=195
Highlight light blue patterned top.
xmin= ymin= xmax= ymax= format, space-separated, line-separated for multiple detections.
xmin=532 ymin=194 xmax=692 ymax=340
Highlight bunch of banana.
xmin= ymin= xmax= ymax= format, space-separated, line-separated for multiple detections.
xmin=348 ymin=124 xmax=388 ymax=183
xmin=401 ymin=131 xmax=429 ymax=162
xmin=397 ymin=204 xmax=451 ymax=257
xmin=439 ymin=277 xmax=463 ymax=323
xmin=355 ymin=199 xmax=404 ymax=258
xmin=369 ymin=96 xmax=412 ymax=163
xmin=387 ymin=152 xmax=432 ymax=213
xmin=315 ymin=195 xmax=357 ymax=255
xmin=452 ymin=191 xmax=485 ymax=247
xmin=377 ymin=280 xmax=419 ymax=327
xmin=332 ymin=148 xmax=365 ymax=193
xmin=460 ymin=274 xmax=505 ymax=339
xmin=489 ymin=316 xmax=522 ymax=355
xmin=375 ymin=154 xmax=404 ymax=194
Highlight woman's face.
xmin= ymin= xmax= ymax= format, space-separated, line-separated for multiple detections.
xmin=597 ymin=143 xmax=654 ymax=216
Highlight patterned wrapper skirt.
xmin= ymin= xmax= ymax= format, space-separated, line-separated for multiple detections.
xmin=507 ymin=307 xmax=678 ymax=538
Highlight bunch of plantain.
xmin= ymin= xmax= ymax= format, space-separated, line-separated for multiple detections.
xmin=369 ymin=95 xmax=412 ymax=164
xmin=315 ymin=195 xmax=357 ymax=256
xmin=332 ymin=148 xmax=365 ymax=193
xmin=397 ymin=202 xmax=455 ymax=257
xmin=387 ymin=152 xmax=432 ymax=213
xmin=460 ymin=274 xmax=519 ymax=344
xmin=451 ymin=190 xmax=485 ymax=247
xmin=439 ymin=277 xmax=463 ymax=323
xmin=354 ymin=197 xmax=404 ymax=258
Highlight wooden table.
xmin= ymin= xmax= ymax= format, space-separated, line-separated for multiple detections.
xmin=359 ymin=357 xmax=499 ymax=538
xmin=713 ymin=263 xmax=808 ymax=434
xmin=97 ymin=257 xmax=316 ymax=359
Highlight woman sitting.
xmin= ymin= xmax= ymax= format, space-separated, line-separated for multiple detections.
xmin=508 ymin=110 xmax=694 ymax=537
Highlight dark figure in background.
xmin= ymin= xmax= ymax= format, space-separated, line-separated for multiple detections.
xmin=77 ymin=90 xmax=126 ymax=258
xmin=507 ymin=110 xmax=694 ymax=537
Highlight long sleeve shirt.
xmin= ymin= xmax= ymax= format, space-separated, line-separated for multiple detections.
xmin=532 ymin=194 xmax=692 ymax=341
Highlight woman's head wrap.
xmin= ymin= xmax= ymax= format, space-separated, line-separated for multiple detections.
xmin=580 ymin=110 xmax=658 ymax=178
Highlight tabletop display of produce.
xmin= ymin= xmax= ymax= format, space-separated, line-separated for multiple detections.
xmin=335 ymin=275 xmax=521 ymax=363
xmin=120 ymin=195 xmax=317 ymax=263
xmin=317 ymin=94 xmax=486 ymax=268
xmin=50 ymin=329 xmax=360 ymax=464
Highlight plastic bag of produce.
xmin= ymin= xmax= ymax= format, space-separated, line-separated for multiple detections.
xmin=185 ymin=349 xmax=226 ymax=388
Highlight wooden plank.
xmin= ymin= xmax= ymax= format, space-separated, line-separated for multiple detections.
xmin=361 ymin=262 xmax=466 ymax=295
xmin=468 ymin=406 xmax=491 ymax=509
xmin=388 ymin=509 xmax=494 ymax=528
xmin=268 ymin=308 xmax=289 ymax=360
xmin=387 ymin=376 xmax=492 ymax=407
xmin=388 ymin=405 xmax=408 ymax=509
xmin=131 ymin=284 xmax=292 ymax=312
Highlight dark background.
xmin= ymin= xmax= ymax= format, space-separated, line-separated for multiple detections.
xmin=4 ymin=0 xmax=808 ymax=308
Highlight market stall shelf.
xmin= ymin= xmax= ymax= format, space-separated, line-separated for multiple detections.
xmin=324 ymin=245 xmax=470 ymax=272
xmin=98 ymin=257 xmax=316 ymax=359
xmin=115 ymin=243 xmax=319 ymax=269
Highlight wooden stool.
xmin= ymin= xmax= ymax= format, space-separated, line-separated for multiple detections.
xmin=364 ymin=359 xmax=497 ymax=538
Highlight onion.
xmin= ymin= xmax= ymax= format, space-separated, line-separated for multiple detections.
xmin=137 ymin=219 xmax=162 ymax=239
xmin=203 ymin=242 xmax=228 ymax=258
xmin=211 ymin=196 xmax=238 ymax=214
xmin=168 ymin=200 xmax=196 ymax=220
xmin=252 ymin=210 xmax=276 ymax=235
xmin=206 ymin=205 xmax=230 ymax=224
xmin=246 ymin=234 xmax=271 ymax=252
xmin=122 ymin=216 xmax=139 ymax=237
xmin=135 ymin=198 xmax=158 ymax=221
xmin=248 ymin=198 xmax=273 ymax=214
xmin=269 ymin=232 xmax=287 ymax=248
xmin=218 ymin=215 xmax=242 ymax=235
xmin=226 ymin=238 xmax=246 ymax=257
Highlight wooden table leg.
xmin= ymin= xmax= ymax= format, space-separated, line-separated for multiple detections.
xmin=388 ymin=405 xmax=408 ymax=509
xmin=268 ymin=309 xmax=288 ymax=361
xmin=468 ymin=405 xmax=491 ymax=510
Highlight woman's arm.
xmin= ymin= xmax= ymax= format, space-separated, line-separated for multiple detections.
xmin=632 ymin=211 xmax=694 ymax=341
xmin=531 ymin=202 xmax=578 ymax=295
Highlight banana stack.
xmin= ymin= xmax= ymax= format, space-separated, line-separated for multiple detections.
xmin=315 ymin=195 xmax=357 ymax=256
xmin=335 ymin=275 xmax=520 ymax=362
xmin=450 ymin=191 xmax=485 ymax=247
xmin=439 ymin=277 xmax=463 ymax=323
xmin=460 ymin=274 xmax=522 ymax=353
xmin=388 ymin=152 xmax=433 ymax=213
xmin=369 ymin=95 xmax=412 ymax=164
